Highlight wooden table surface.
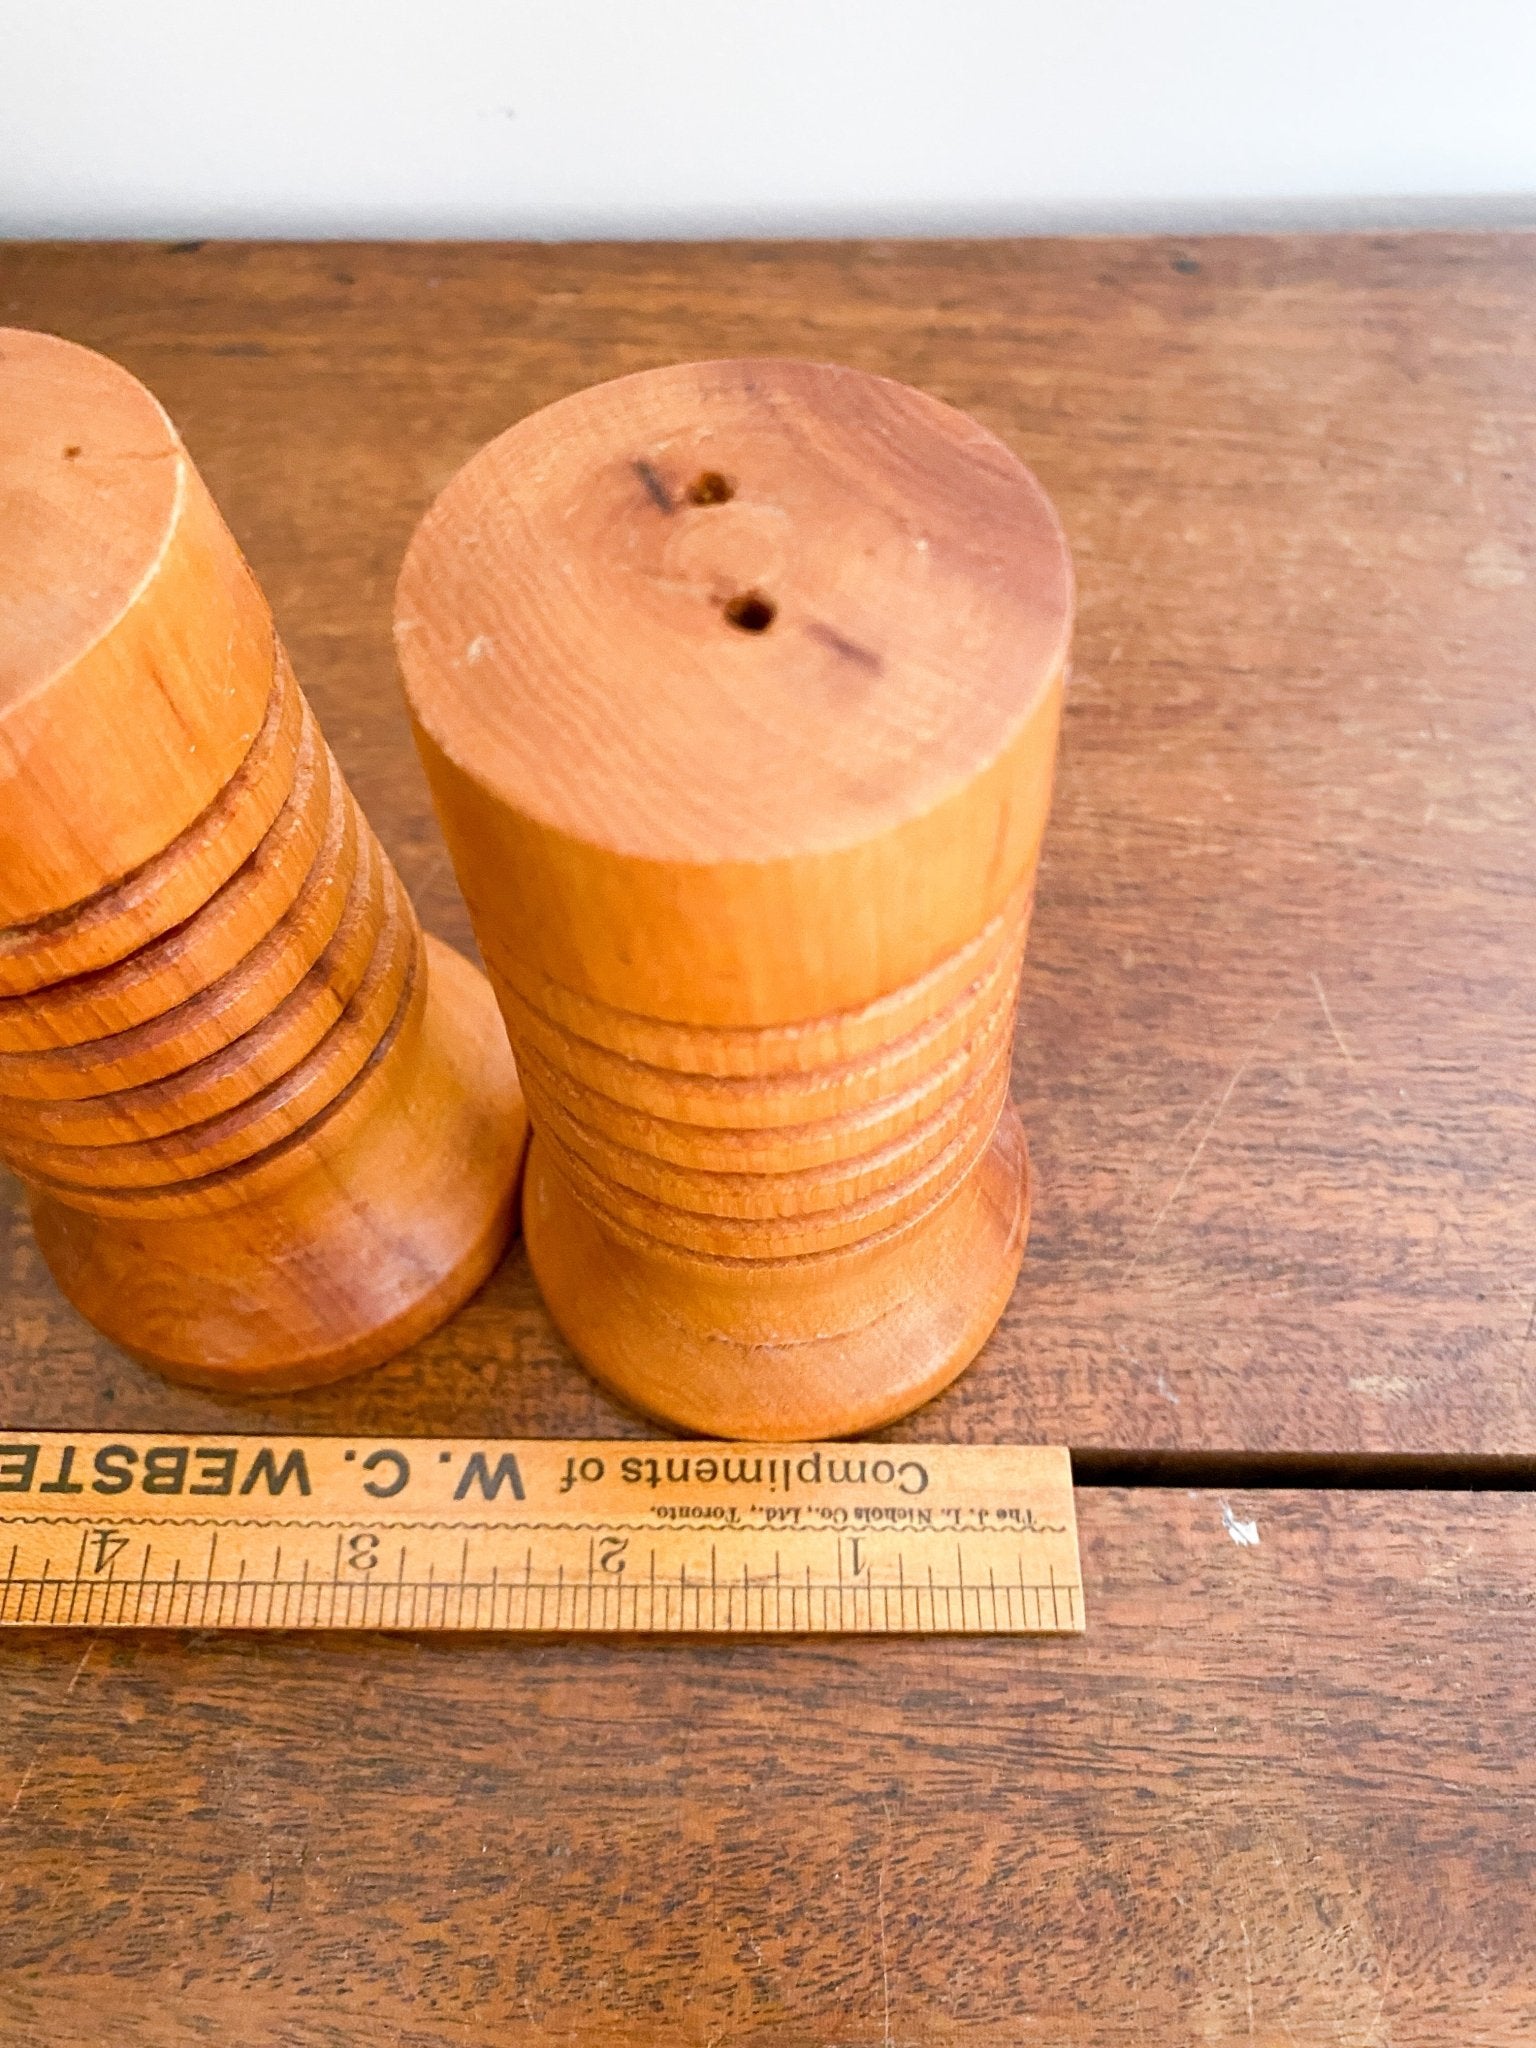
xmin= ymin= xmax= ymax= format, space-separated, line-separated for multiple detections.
xmin=2 ymin=237 xmax=1535 ymax=2043
xmin=3 ymin=233 xmax=1534 ymax=1460
xmin=3 ymin=1485 xmax=1533 ymax=2045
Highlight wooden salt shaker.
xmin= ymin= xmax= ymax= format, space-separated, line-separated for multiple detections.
xmin=0 ymin=329 xmax=526 ymax=1390
xmin=396 ymin=359 xmax=1072 ymax=1437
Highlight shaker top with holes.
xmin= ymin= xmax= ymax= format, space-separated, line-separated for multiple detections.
xmin=396 ymin=358 xmax=1074 ymax=1026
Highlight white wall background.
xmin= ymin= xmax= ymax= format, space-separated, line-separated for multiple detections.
xmin=3 ymin=0 xmax=1534 ymax=240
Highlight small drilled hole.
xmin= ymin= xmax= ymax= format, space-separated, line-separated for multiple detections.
xmin=687 ymin=470 xmax=735 ymax=505
xmin=724 ymin=590 xmax=776 ymax=633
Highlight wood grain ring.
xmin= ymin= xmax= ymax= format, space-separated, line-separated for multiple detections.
xmin=521 ymin=1023 xmax=1013 ymax=1220
xmin=15 ymin=860 xmax=418 ymax=1190
xmin=511 ymin=966 xmax=1018 ymax=1175
xmin=498 ymin=912 xmax=1027 ymax=1130
xmin=0 ymin=645 xmax=303 ymax=997
xmin=0 ymin=745 xmax=358 ymax=1099
xmin=0 ymin=825 xmax=388 ymax=1148
xmin=536 ymin=1068 xmax=1007 ymax=1260
xmin=29 ymin=913 xmax=434 ymax=1222
xmin=501 ymin=878 xmax=1034 ymax=1076
xmin=0 ymin=703 xmax=330 ymax=1051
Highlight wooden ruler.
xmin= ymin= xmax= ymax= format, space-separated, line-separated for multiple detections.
xmin=0 ymin=1434 xmax=1081 ymax=1635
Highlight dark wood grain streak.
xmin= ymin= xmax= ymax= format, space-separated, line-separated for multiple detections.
xmin=0 ymin=1488 xmax=1532 ymax=2045
xmin=1 ymin=235 xmax=1534 ymax=1453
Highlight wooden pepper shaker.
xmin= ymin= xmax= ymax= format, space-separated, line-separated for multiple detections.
xmin=0 ymin=328 xmax=526 ymax=1390
xmin=396 ymin=358 xmax=1072 ymax=1437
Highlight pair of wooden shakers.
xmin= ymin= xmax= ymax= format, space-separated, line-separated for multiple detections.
xmin=1 ymin=332 xmax=1072 ymax=1439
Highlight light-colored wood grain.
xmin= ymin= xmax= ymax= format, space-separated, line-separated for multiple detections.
xmin=397 ymin=358 xmax=1071 ymax=1437
xmin=0 ymin=745 xmax=360 ymax=1100
xmin=498 ymin=906 xmax=1027 ymax=1129
xmin=0 ymin=329 xmax=527 ymax=1388
xmin=0 ymin=644 xmax=304 ymax=996
xmin=511 ymin=970 xmax=1018 ymax=1172
xmin=518 ymin=1025 xmax=1012 ymax=1216
xmin=0 ymin=825 xmax=389 ymax=1146
xmin=6 ymin=875 xmax=420 ymax=1191
xmin=30 ymin=937 xmax=525 ymax=1389
xmin=524 ymin=1104 xmax=1031 ymax=1438
xmin=0 ymin=1436 xmax=1082 ymax=1635
xmin=396 ymin=360 xmax=1068 ymax=1028
xmin=0 ymin=328 xmax=274 ymax=923
xmin=507 ymin=875 xmax=1035 ymax=1075
xmin=0 ymin=688 xmax=332 ymax=1052
xmin=534 ymin=1068 xmax=1009 ymax=1259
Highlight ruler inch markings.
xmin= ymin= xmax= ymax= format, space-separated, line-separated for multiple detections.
xmin=0 ymin=1436 xmax=1081 ymax=1636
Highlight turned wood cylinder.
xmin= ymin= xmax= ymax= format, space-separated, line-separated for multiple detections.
xmin=0 ymin=328 xmax=527 ymax=1390
xmin=396 ymin=358 xmax=1072 ymax=1437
